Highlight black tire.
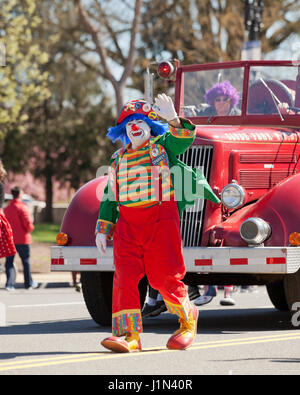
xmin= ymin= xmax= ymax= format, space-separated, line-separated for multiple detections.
xmin=81 ymin=272 xmax=113 ymax=326
xmin=81 ymin=272 xmax=148 ymax=327
xmin=284 ymin=268 xmax=300 ymax=311
xmin=266 ymin=281 xmax=289 ymax=311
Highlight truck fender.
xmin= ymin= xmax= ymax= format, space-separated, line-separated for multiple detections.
xmin=210 ymin=173 xmax=300 ymax=247
xmin=61 ymin=176 xmax=108 ymax=246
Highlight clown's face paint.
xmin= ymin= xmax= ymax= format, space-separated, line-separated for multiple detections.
xmin=126 ymin=119 xmax=151 ymax=149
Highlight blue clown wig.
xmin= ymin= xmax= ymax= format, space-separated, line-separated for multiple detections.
xmin=107 ymin=114 xmax=169 ymax=146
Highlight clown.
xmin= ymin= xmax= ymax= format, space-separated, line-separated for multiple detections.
xmin=96 ymin=94 xmax=220 ymax=353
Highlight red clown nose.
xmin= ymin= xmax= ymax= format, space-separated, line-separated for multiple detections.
xmin=131 ymin=123 xmax=139 ymax=131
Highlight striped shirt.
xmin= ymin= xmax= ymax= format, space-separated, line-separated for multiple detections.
xmin=117 ymin=140 xmax=175 ymax=208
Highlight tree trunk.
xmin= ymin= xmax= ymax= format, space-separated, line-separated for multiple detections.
xmin=115 ymin=84 xmax=125 ymax=114
xmin=43 ymin=158 xmax=53 ymax=223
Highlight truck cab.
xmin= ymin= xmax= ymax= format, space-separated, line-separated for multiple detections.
xmin=51 ymin=60 xmax=300 ymax=326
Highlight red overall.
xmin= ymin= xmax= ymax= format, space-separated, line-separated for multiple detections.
xmin=112 ymin=200 xmax=191 ymax=336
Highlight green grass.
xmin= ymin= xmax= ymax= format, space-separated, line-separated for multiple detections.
xmin=32 ymin=223 xmax=61 ymax=244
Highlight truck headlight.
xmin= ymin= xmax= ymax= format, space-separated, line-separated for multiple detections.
xmin=240 ymin=217 xmax=271 ymax=245
xmin=221 ymin=182 xmax=245 ymax=209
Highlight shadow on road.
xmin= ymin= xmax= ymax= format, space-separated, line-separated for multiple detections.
xmin=0 ymin=350 xmax=94 ymax=361
xmin=0 ymin=307 xmax=293 ymax=338
xmin=0 ymin=317 xmax=101 ymax=336
xmin=143 ymin=308 xmax=294 ymax=334
xmin=210 ymin=356 xmax=300 ymax=364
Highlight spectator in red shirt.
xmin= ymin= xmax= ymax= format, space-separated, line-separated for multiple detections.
xmin=4 ymin=187 xmax=38 ymax=290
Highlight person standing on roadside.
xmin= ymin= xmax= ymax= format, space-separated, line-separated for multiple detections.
xmin=4 ymin=186 xmax=38 ymax=290
xmin=0 ymin=161 xmax=17 ymax=266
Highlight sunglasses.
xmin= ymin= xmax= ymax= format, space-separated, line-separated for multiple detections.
xmin=215 ymin=97 xmax=231 ymax=103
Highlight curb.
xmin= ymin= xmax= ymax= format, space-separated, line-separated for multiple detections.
xmin=32 ymin=272 xmax=76 ymax=289
xmin=37 ymin=282 xmax=72 ymax=289
xmin=0 ymin=282 xmax=73 ymax=290
xmin=0 ymin=272 xmax=75 ymax=290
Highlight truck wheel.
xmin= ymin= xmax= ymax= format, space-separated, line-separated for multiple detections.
xmin=266 ymin=281 xmax=289 ymax=311
xmin=81 ymin=272 xmax=148 ymax=327
xmin=81 ymin=272 xmax=113 ymax=326
xmin=283 ymin=268 xmax=300 ymax=311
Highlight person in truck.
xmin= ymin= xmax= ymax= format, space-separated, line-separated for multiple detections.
xmin=95 ymin=94 xmax=220 ymax=353
xmin=197 ymin=80 xmax=241 ymax=116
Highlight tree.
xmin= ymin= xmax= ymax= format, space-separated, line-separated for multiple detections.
xmin=261 ymin=0 xmax=300 ymax=53
xmin=137 ymin=0 xmax=300 ymax=66
xmin=70 ymin=0 xmax=299 ymax=103
xmin=0 ymin=0 xmax=50 ymax=140
xmin=2 ymin=0 xmax=115 ymax=222
xmin=138 ymin=0 xmax=244 ymax=66
xmin=73 ymin=0 xmax=142 ymax=113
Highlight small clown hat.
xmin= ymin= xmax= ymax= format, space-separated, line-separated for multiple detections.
xmin=116 ymin=100 xmax=159 ymax=125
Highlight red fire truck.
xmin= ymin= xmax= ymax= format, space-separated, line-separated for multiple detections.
xmin=51 ymin=59 xmax=300 ymax=326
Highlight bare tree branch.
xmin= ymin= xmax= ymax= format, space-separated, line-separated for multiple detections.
xmin=74 ymin=0 xmax=142 ymax=112
xmin=74 ymin=0 xmax=116 ymax=87
xmin=71 ymin=52 xmax=105 ymax=77
xmin=92 ymin=0 xmax=125 ymax=63
xmin=120 ymin=0 xmax=142 ymax=86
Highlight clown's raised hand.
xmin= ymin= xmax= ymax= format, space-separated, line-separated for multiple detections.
xmin=153 ymin=94 xmax=180 ymax=126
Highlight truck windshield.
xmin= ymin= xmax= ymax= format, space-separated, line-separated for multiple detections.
xmin=180 ymin=63 xmax=300 ymax=119
xmin=181 ymin=67 xmax=244 ymax=117
xmin=247 ymin=65 xmax=299 ymax=115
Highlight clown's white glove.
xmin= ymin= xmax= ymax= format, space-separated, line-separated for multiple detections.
xmin=153 ymin=94 xmax=178 ymax=122
xmin=96 ymin=233 xmax=107 ymax=256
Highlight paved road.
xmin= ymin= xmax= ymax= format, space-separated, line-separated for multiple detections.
xmin=0 ymin=285 xmax=299 ymax=377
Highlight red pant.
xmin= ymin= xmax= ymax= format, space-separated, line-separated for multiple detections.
xmin=112 ymin=201 xmax=191 ymax=336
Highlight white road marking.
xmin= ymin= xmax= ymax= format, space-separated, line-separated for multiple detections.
xmin=8 ymin=302 xmax=85 ymax=309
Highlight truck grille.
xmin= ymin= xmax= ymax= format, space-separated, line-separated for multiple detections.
xmin=178 ymin=145 xmax=213 ymax=247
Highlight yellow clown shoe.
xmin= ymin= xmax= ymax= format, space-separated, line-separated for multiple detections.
xmin=166 ymin=304 xmax=198 ymax=350
xmin=101 ymin=332 xmax=142 ymax=353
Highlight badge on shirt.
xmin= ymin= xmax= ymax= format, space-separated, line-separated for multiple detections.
xmin=149 ymin=143 xmax=169 ymax=167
